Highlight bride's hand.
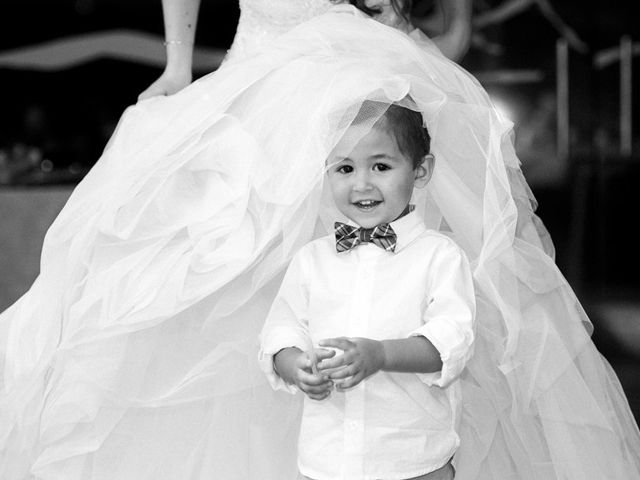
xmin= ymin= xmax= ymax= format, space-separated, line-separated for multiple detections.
xmin=138 ymin=69 xmax=192 ymax=102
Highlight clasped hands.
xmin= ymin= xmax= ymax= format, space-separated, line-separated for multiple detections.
xmin=289 ymin=337 xmax=385 ymax=401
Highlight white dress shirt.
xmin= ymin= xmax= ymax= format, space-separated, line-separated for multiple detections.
xmin=259 ymin=212 xmax=475 ymax=480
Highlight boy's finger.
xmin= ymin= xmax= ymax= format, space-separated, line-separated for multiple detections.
xmin=295 ymin=354 xmax=311 ymax=369
xmin=314 ymin=348 xmax=337 ymax=361
xmin=299 ymin=370 xmax=331 ymax=386
xmin=302 ymin=382 xmax=334 ymax=395
xmin=308 ymin=390 xmax=332 ymax=401
xmin=318 ymin=366 xmax=348 ymax=378
xmin=335 ymin=373 xmax=362 ymax=391
xmin=317 ymin=354 xmax=348 ymax=371
xmin=319 ymin=337 xmax=354 ymax=351
xmin=328 ymin=365 xmax=356 ymax=380
xmin=305 ymin=385 xmax=333 ymax=395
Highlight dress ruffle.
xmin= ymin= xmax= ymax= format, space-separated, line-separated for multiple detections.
xmin=1 ymin=6 xmax=639 ymax=479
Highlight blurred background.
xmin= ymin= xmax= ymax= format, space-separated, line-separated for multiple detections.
xmin=1 ymin=0 xmax=638 ymax=417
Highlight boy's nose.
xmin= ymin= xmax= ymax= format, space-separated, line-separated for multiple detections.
xmin=352 ymin=170 xmax=373 ymax=191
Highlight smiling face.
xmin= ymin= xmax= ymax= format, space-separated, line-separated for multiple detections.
xmin=327 ymin=123 xmax=425 ymax=229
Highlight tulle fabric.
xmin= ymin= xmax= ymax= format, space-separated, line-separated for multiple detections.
xmin=1 ymin=6 xmax=639 ymax=479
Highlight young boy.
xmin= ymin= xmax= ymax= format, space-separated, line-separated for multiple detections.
xmin=259 ymin=102 xmax=475 ymax=480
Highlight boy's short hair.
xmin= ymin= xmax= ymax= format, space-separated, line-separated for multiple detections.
xmin=378 ymin=104 xmax=431 ymax=168
xmin=352 ymin=100 xmax=431 ymax=168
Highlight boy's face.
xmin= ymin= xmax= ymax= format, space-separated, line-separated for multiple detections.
xmin=327 ymin=123 xmax=425 ymax=229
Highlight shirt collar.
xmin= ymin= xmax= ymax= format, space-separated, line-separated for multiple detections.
xmin=389 ymin=209 xmax=426 ymax=252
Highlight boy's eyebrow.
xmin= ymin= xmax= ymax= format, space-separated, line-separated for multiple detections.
xmin=370 ymin=153 xmax=398 ymax=160
xmin=328 ymin=153 xmax=398 ymax=162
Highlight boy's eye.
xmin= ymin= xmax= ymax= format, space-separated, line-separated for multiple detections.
xmin=336 ymin=164 xmax=353 ymax=174
xmin=373 ymin=163 xmax=391 ymax=172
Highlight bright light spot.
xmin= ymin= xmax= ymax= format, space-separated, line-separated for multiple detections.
xmin=40 ymin=159 xmax=54 ymax=172
xmin=490 ymin=96 xmax=515 ymax=123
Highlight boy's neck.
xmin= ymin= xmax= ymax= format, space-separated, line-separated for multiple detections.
xmin=394 ymin=204 xmax=415 ymax=222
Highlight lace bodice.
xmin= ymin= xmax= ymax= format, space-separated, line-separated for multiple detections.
xmin=226 ymin=0 xmax=335 ymax=61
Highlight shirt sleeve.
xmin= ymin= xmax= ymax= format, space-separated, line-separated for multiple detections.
xmin=259 ymin=248 xmax=312 ymax=393
xmin=411 ymin=238 xmax=476 ymax=388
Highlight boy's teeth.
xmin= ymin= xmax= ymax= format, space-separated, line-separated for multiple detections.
xmin=354 ymin=200 xmax=381 ymax=210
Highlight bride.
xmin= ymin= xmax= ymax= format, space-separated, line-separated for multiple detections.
xmin=138 ymin=0 xmax=472 ymax=102
xmin=1 ymin=1 xmax=639 ymax=479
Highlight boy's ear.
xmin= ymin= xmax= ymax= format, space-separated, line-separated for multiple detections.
xmin=414 ymin=154 xmax=434 ymax=189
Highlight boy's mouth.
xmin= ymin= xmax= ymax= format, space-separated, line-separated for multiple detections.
xmin=352 ymin=199 xmax=382 ymax=210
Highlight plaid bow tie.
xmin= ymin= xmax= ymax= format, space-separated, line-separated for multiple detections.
xmin=334 ymin=222 xmax=397 ymax=253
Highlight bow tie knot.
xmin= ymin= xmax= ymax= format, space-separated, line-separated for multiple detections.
xmin=334 ymin=222 xmax=397 ymax=253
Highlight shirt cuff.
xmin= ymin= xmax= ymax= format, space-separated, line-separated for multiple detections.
xmin=259 ymin=329 xmax=309 ymax=394
xmin=411 ymin=319 xmax=474 ymax=388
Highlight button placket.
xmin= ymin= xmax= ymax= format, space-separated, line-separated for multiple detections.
xmin=343 ymin=250 xmax=376 ymax=479
xmin=343 ymin=384 xmax=366 ymax=479
xmin=347 ymin=251 xmax=375 ymax=338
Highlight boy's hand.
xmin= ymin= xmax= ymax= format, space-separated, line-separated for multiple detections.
xmin=295 ymin=349 xmax=336 ymax=400
xmin=275 ymin=348 xmax=336 ymax=400
xmin=317 ymin=337 xmax=385 ymax=391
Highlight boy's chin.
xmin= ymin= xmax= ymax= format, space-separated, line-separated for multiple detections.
xmin=339 ymin=205 xmax=403 ymax=228
xmin=346 ymin=217 xmax=392 ymax=229
xmin=355 ymin=220 xmax=383 ymax=229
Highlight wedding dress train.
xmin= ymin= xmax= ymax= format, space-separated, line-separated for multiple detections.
xmin=1 ymin=5 xmax=639 ymax=479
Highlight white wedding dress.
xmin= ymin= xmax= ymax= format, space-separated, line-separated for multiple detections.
xmin=227 ymin=0 xmax=333 ymax=61
xmin=1 ymin=2 xmax=639 ymax=480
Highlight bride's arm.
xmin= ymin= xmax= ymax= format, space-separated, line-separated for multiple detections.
xmin=138 ymin=0 xmax=201 ymax=101
xmin=429 ymin=0 xmax=473 ymax=62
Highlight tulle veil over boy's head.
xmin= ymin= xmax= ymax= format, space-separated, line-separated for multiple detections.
xmin=327 ymin=97 xmax=431 ymax=171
